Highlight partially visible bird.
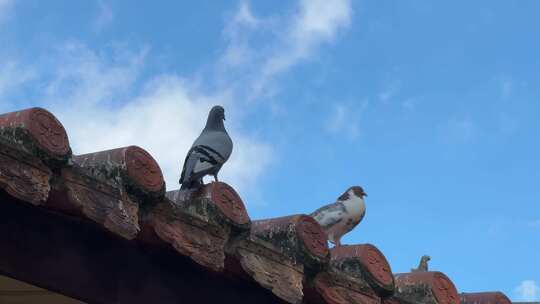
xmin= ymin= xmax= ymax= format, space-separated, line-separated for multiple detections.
xmin=179 ymin=105 xmax=233 ymax=190
xmin=411 ymin=255 xmax=431 ymax=272
xmin=310 ymin=186 xmax=367 ymax=247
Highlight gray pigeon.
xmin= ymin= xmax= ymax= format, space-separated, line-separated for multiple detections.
xmin=179 ymin=105 xmax=233 ymax=190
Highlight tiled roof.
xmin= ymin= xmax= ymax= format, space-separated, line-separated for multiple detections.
xmin=0 ymin=107 xmax=515 ymax=304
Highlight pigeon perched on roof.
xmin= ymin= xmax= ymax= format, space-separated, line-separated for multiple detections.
xmin=411 ymin=255 xmax=431 ymax=272
xmin=310 ymin=186 xmax=367 ymax=247
xmin=179 ymin=105 xmax=233 ymax=190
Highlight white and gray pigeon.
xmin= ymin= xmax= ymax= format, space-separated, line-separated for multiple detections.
xmin=179 ymin=105 xmax=233 ymax=190
xmin=310 ymin=186 xmax=367 ymax=247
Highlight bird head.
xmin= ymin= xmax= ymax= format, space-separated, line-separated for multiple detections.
xmin=204 ymin=105 xmax=227 ymax=131
xmin=422 ymin=255 xmax=431 ymax=262
xmin=338 ymin=186 xmax=367 ymax=200
xmin=209 ymin=105 xmax=226 ymax=121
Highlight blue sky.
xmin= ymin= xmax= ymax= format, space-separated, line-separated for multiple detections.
xmin=1 ymin=0 xmax=539 ymax=301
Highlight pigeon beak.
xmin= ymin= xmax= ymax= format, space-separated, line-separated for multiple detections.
xmin=364 ymin=193 xmax=368 ymax=197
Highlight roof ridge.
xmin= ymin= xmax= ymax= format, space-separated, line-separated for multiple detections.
xmin=0 ymin=107 xmax=512 ymax=304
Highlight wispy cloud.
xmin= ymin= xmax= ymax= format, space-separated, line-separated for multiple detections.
xmin=324 ymin=100 xmax=367 ymax=140
xmin=515 ymin=280 xmax=540 ymax=301
xmin=43 ymin=42 xmax=145 ymax=106
xmin=221 ymin=0 xmax=352 ymax=99
xmin=0 ymin=60 xmax=36 ymax=107
xmin=92 ymin=0 xmax=113 ymax=32
xmin=221 ymin=1 xmax=263 ymax=68
xmin=258 ymin=0 xmax=352 ymax=84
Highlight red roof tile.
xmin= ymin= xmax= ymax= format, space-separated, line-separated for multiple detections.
xmin=460 ymin=292 xmax=512 ymax=304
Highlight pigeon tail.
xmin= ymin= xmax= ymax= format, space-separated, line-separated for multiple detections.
xmin=327 ymin=233 xmax=342 ymax=247
xmin=330 ymin=239 xmax=342 ymax=247
xmin=180 ymin=146 xmax=222 ymax=187
xmin=180 ymin=179 xmax=203 ymax=190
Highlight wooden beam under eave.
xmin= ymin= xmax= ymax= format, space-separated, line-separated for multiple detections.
xmin=0 ymin=275 xmax=83 ymax=304
xmin=0 ymin=191 xmax=284 ymax=304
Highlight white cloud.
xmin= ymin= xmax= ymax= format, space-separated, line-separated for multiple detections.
xmin=230 ymin=1 xmax=259 ymax=29
xmin=266 ymin=0 xmax=351 ymax=70
xmin=39 ymin=44 xmax=272 ymax=198
xmin=294 ymin=0 xmax=352 ymax=40
xmin=515 ymin=280 xmax=540 ymax=301
xmin=43 ymin=42 xmax=145 ymax=106
xmin=92 ymin=0 xmax=113 ymax=32
xmin=0 ymin=0 xmax=15 ymax=23
xmin=221 ymin=0 xmax=352 ymax=98
xmin=256 ymin=0 xmax=352 ymax=95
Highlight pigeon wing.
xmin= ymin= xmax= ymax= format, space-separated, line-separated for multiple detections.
xmin=179 ymin=145 xmax=226 ymax=184
xmin=310 ymin=202 xmax=346 ymax=229
xmin=192 ymin=130 xmax=233 ymax=162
